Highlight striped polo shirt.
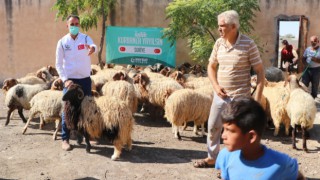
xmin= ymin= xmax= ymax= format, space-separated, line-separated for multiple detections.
xmin=209 ymin=33 xmax=262 ymax=98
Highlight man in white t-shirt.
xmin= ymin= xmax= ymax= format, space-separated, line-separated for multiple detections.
xmin=55 ymin=15 xmax=96 ymax=151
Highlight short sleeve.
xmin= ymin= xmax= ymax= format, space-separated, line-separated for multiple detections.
xmin=283 ymin=157 xmax=298 ymax=180
xmin=215 ymin=148 xmax=229 ymax=180
xmin=209 ymin=39 xmax=221 ymax=63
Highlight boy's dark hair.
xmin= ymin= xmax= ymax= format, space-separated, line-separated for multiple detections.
xmin=67 ymin=15 xmax=80 ymax=21
xmin=221 ymin=97 xmax=267 ymax=137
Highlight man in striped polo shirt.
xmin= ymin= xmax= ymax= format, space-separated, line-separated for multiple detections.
xmin=194 ymin=10 xmax=265 ymax=168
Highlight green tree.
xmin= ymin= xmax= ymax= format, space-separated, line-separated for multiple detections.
xmin=52 ymin=0 xmax=116 ymax=69
xmin=163 ymin=0 xmax=260 ymax=64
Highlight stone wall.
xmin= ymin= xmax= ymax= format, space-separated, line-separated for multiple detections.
xmin=1 ymin=0 xmax=320 ymax=81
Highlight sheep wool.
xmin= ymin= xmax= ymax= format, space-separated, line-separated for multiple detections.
xmin=101 ymin=80 xmax=138 ymax=114
xmin=63 ymin=84 xmax=134 ymax=160
xmin=22 ymin=90 xmax=63 ymax=140
xmin=5 ymin=83 xmax=51 ymax=125
xmin=287 ymin=88 xmax=316 ymax=130
xmin=164 ymin=89 xmax=211 ymax=139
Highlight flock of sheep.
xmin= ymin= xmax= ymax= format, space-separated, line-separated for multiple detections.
xmin=1 ymin=63 xmax=317 ymax=160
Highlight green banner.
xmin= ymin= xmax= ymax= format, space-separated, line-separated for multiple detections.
xmin=106 ymin=26 xmax=176 ymax=67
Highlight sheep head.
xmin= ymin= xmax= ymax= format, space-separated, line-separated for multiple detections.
xmin=170 ymin=71 xmax=185 ymax=85
xmin=51 ymin=78 xmax=63 ymax=91
xmin=47 ymin=65 xmax=59 ymax=76
xmin=62 ymin=84 xmax=84 ymax=130
xmin=133 ymin=73 xmax=150 ymax=88
xmin=90 ymin=68 xmax=98 ymax=75
xmin=2 ymin=78 xmax=18 ymax=91
xmin=159 ymin=67 xmax=171 ymax=77
xmin=113 ymin=72 xmax=127 ymax=81
xmin=286 ymin=74 xmax=301 ymax=90
xmin=177 ymin=62 xmax=192 ymax=74
xmin=62 ymin=84 xmax=85 ymax=103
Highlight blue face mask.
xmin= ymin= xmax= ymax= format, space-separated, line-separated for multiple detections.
xmin=69 ymin=26 xmax=79 ymax=35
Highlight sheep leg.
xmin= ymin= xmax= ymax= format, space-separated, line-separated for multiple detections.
xmin=111 ymin=140 xmax=122 ymax=161
xmin=52 ymin=119 xmax=61 ymax=141
xmin=83 ymin=131 xmax=92 ymax=153
xmin=39 ymin=115 xmax=46 ymax=130
xmin=17 ymin=107 xmax=27 ymax=123
xmin=285 ymin=123 xmax=290 ymax=136
xmin=273 ymin=123 xmax=280 ymax=136
xmin=22 ymin=114 xmax=35 ymax=134
xmin=126 ymin=135 xmax=132 ymax=151
xmin=302 ymin=127 xmax=308 ymax=152
xmin=182 ymin=122 xmax=187 ymax=130
xmin=76 ymin=131 xmax=84 ymax=145
xmin=200 ymin=123 xmax=205 ymax=137
xmin=193 ymin=124 xmax=198 ymax=135
xmin=5 ymin=108 xmax=15 ymax=126
xmin=173 ymin=125 xmax=181 ymax=140
xmin=292 ymin=125 xmax=297 ymax=149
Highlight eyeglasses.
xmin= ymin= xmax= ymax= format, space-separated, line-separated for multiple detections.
xmin=70 ymin=23 xmax=79 ymax=26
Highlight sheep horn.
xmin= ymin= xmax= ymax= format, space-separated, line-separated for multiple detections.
xmin=77 ymin=88 xmax=84 ymax=100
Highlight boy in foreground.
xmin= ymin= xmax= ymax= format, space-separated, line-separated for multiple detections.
xmin=215 ymin=97 xmax=304 ymax=180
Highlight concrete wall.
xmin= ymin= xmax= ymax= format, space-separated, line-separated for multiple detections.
xmin=1 ymin=0 xmax=320 ymax=82
xmin=0 ymin=0 xmax=190 ymax=82
xmin=254 ymin=0 xmax=320 ymax=67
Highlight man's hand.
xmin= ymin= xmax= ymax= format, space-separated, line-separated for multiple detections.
xmin=87 ymin=45 xmax=95 ymax=56
xmin=64 ymin=80 xmax=74 ymax=88
xmin=215 ymin=85 xmax=228 ymax=99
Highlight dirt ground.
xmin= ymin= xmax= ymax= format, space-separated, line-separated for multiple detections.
xmin=0 ymin=90 xmax=320 ymax=180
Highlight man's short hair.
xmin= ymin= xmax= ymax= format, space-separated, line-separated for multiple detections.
xmin=218 ymin=10 xmax=240 ymax=29
xmin=67 ymin=15 xmax=80 ymax=21
xmin=221 ymin=97 xmax=267 ymax=136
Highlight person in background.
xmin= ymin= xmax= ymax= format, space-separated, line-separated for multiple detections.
xmin=215 ymin=96 xmax=304 ymax=180
xmin=280 ymin=39 xmax=297 ymax=73
xmin=301 ymin=35 xmax=320 ymax=99
xmin=55 ymin=14 xmax=96 ymax=151
xmin=193 ymin=10 xmax=265 ymax=168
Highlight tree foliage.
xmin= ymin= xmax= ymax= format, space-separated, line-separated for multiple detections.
xmin=164 ymin=0 xmax=260 ymax=63
xmin=52 ymin=0 xmax=116 ymax=67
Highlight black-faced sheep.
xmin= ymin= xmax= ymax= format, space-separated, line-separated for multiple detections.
xmin=62 ymin=84 xmax=134 ymax=160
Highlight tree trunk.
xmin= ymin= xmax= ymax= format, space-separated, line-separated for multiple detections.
xmin=98 ymin=0 xmax=107 ymax=70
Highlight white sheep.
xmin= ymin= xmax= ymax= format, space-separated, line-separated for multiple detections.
xmin=2 ymin=67 xmax=58 ymax=93
xmin=286 ymin=75 xmax=316 ymax=152
xmin=22 ymin=90 xmax=63 ymax=140
xmin=4 ymin=83 xmax=51 ymax=126
xmin=184 ymin=77 xmax=211 ymax=89
xmin=63 ymin=84 xmax=134 ymax=160
xmin=90 ymin=69 xmax=129 ymax=93
xmin=101 ymin=80 xmax=138 ymax=114
xmin=133 ymin=73 xmax=183 ymax=109
xmin=262 ymin=81 xmax=291 ymax=136
xmin=164 ymin=89 xmax=211 ymax=139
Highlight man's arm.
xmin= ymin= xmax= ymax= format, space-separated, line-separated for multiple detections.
xmin=55 ymin=40 xmax=67 ymax=82
xmin=252 ymin=63 xmax=265 ymax=102
xmin=86 ymin=36 xmax=97 ymax=56
xmin=207 ymin=61 xmax=227 ymax=98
